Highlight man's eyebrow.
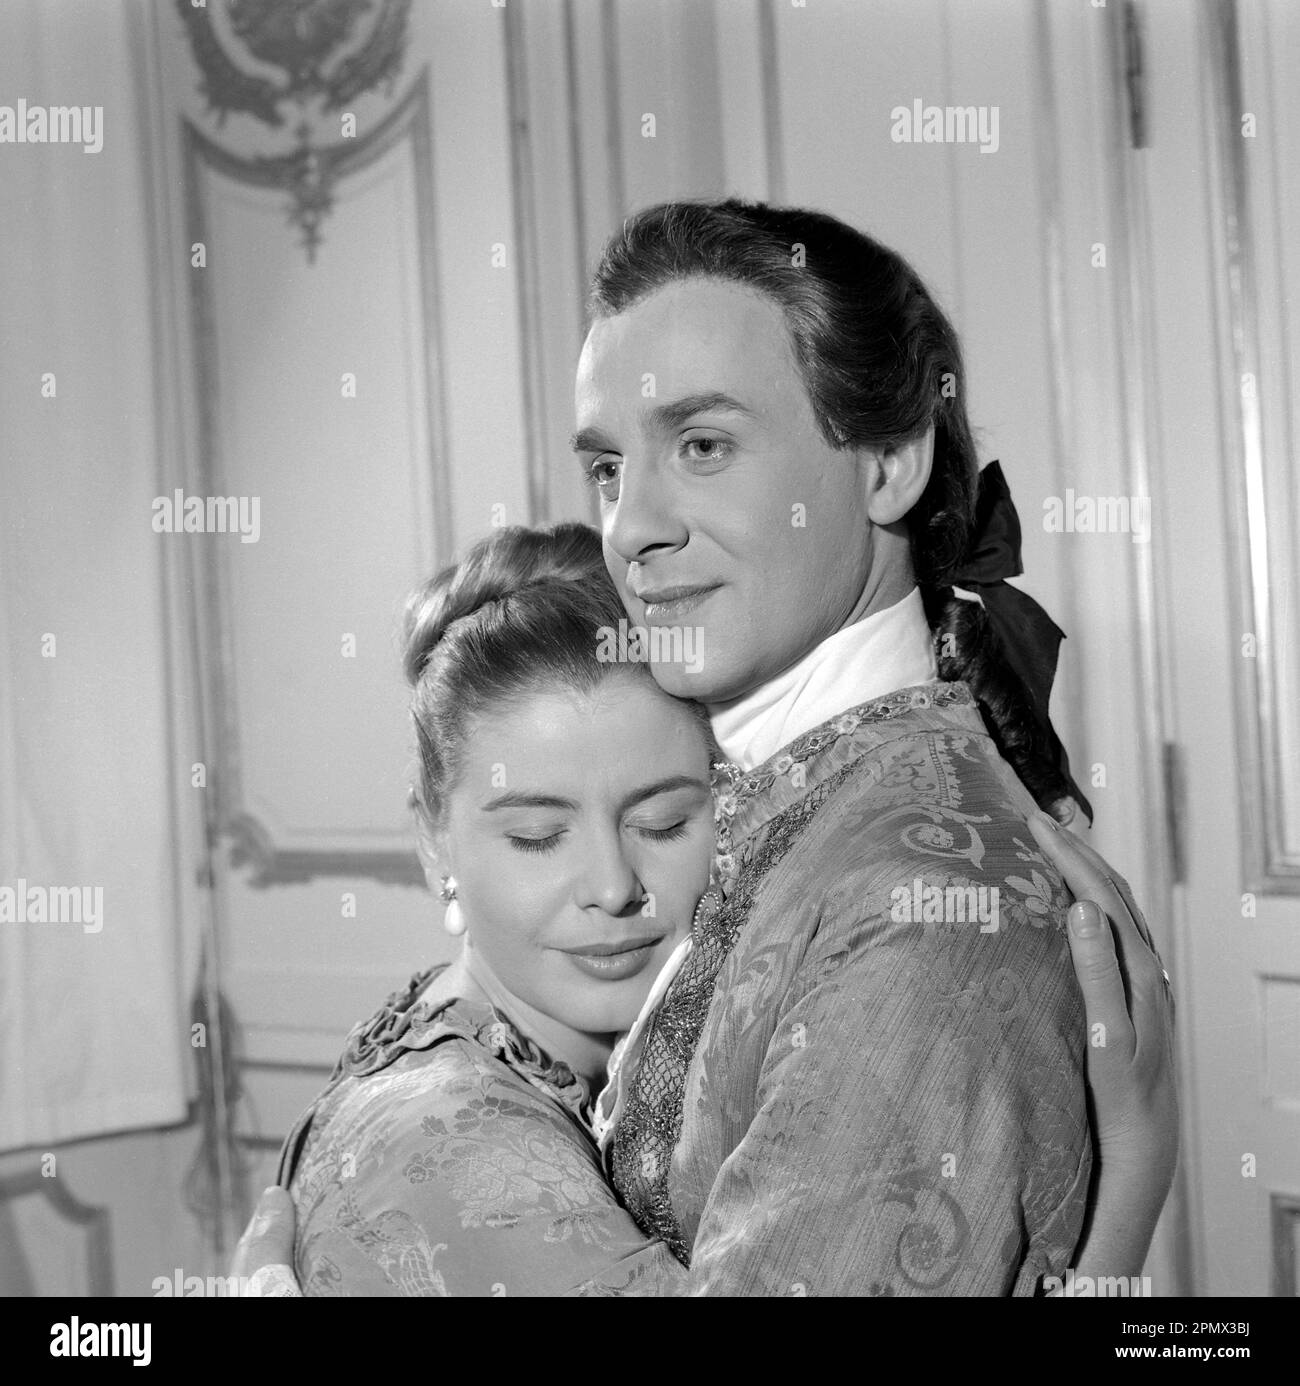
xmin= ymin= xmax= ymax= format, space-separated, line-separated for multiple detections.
xmin=647 ymin=392 xmax=757 ymax=432
xmin=480 ymin=774 xmax=709 ymax=815
xmin=570 ymin=425 xmax=614 ymax=455
xmin=569 ymin=392 xmax=757 ymax=455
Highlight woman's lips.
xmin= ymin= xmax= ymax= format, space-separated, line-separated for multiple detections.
xmin=559 ymin=935 xmax=667 ymax=982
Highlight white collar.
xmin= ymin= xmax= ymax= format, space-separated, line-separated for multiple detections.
xmin=706 ymin=587 xmax=938 ymax=772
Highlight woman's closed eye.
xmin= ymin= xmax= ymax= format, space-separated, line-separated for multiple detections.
xmin=507 ymin=830 xmax=566 ymax=855
xmin=631 ymin=820 xmax=690 ymax=844
xmin=508 ymin=820 xmax=690 ymax=854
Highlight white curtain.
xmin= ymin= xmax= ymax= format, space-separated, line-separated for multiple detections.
xmin=0 ymin=0 xmax=197 ymax=1149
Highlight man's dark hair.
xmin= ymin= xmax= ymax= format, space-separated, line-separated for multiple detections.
xmin=589 ymin=199 xmax=1078 ymax=816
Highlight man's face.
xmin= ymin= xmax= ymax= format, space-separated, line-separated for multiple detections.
xmin=573 ymin=277 xmax=877 ymax=704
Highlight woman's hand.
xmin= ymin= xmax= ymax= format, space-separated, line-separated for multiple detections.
xmin=1027 ymin=812 xmax=1180 ymax=1282
xmin=231 ymin=1186 xmax=303 ymax=1296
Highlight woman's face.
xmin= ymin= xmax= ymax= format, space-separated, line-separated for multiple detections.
xmin=439 ymin=673 xmax=715 ymax=1035
xmin=573 ymin=277 xmax=878 ymax=704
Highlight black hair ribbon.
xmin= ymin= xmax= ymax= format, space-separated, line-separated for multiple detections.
xmin=952 ymin=460 xmax=1094 ymax=824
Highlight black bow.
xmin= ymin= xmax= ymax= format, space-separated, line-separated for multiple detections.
xmin=953 ymin=460 xmax=1093 ymax=824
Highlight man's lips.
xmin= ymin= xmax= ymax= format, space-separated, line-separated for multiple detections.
xmin=631 ymin=583 xmax=721 ymax=617
xmin=559 ymin=934 xmax=666 ymax=958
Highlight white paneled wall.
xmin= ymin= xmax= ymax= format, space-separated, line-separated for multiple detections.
xmin=142 ymin=1 xmax=572 ymax=1224
xmin=2 ymin=0 xmax=1291 ymax=1296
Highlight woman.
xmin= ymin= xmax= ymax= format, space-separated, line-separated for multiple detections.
xmin=262 ymin=520 xmax=1173 ymax=1295
xmin=279 ymin=523 xmax=708 ymax=1294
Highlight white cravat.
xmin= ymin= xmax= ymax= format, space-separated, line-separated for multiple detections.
xmin=707 ymin=587 xmax=938 ymax=772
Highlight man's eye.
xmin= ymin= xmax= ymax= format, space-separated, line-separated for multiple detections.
xmin=584 ymin=456 xmax=622 ymax=498
xmin=680 ymin=436 xmax=731 ymax=462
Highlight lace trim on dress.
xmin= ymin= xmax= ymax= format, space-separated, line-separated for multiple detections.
xmin=334 ymin=964 xmax=593 ymax=1129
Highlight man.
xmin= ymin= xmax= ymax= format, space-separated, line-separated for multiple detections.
xmin=238 ymin=201 xmax=1176 ymax=1294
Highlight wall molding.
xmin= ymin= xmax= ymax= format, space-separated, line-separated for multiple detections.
xmin=182 ymin=71 xmax=443 ymax=889
xmin=1270 ymin=1191 xmax=1300 ymax=1295
xmin=1203 ymin=0 xmax=1300 ymax=893
xmin=503 ymin=2 xmax=551 ymax=525
xmin=0 ymin=1168 xmax=113 ymax=1297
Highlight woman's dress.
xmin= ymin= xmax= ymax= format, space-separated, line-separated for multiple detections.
xmin=278 ymin=967 xmax=680 ymax=1296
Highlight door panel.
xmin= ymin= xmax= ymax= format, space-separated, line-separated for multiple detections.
xmin=1144 ymin=0 xmax=1300 ymax=1295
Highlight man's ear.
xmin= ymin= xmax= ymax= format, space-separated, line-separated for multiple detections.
xmin=865 ymin=425 xmax=935 ymax=526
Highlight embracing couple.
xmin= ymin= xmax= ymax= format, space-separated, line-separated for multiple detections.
xmin=237 ymin=199 xmax=1178 ymax=1296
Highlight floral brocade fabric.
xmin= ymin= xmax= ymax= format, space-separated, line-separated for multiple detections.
xmin=609 ymin=682 xmax=1092 ymax=1295
xmin=278 ymin=682 xmax=1091 ymax=1297
xmin=276 ymin=971 xmax=683 ymax=1296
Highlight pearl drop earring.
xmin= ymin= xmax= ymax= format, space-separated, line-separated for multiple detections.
xmin=439 ymin=875 xmax=465 ymax=937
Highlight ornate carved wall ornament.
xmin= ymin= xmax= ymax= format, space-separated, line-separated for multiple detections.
xmin=175 ymin=0 xmax=413 ymax=261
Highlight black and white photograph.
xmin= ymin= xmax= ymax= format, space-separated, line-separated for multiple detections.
xmin=0 ymin=0 xmax=1296 ymax=1349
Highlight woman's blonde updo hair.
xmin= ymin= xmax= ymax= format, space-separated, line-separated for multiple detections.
xmin=403 ymin=522 xmax=642 ymax=833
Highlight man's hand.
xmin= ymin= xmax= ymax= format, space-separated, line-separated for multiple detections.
xmin=232 ymin=1186 xmax=303 ymax=1297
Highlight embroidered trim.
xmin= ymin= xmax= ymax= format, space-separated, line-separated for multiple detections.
xmin=724 ymin=682 xmax=972 ymax=804
xmin=610 ymin=767 xmax=851 ymax=1262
